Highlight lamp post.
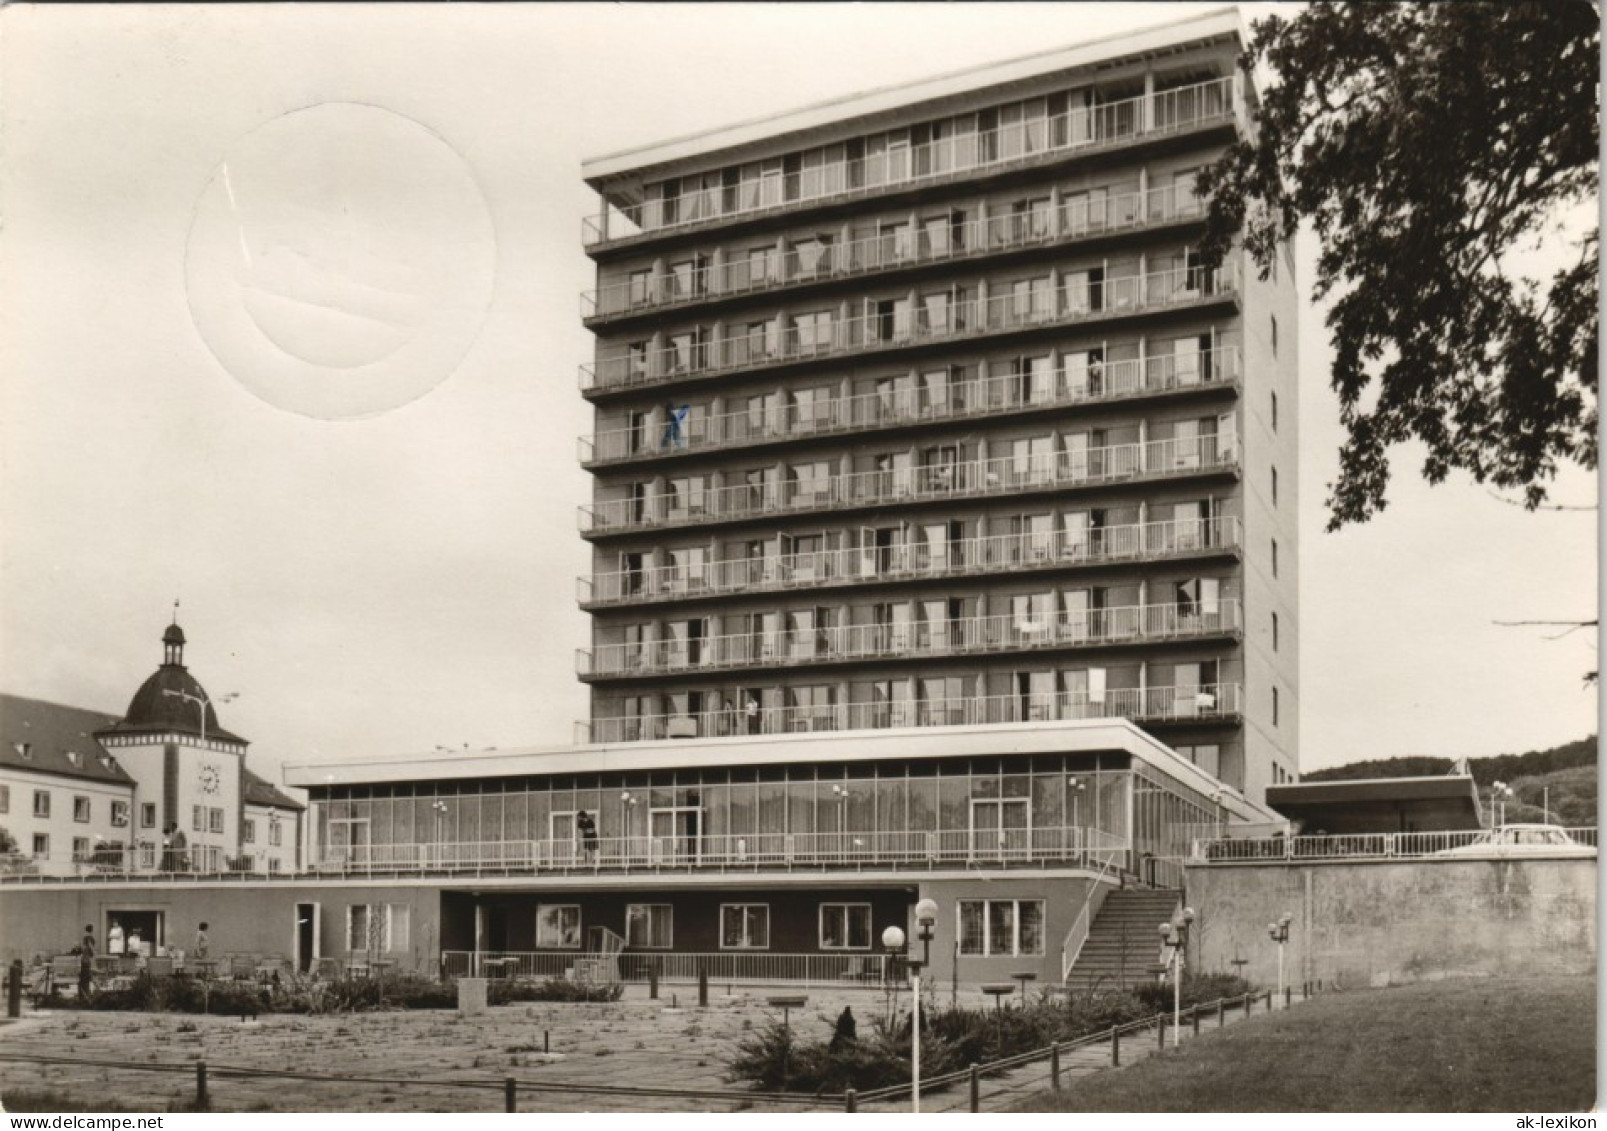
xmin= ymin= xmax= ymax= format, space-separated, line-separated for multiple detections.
xmin=1491 ymin=781 xmax=1514 ymax=827
xmin=432 ymin=800 xmax=448 ymax=868
xmin=832 ymin=783 xmax=849 ymax=858
xmin=620 ymin=792 xmax=637 ymax=864
xmin=162 ymin=688 xmax=237 ymax=744
xmin=883 ymin=897 xmax=938 ymax=1113
xmin=1067 ymin=776 xmax=1087 ymax=858
xmin=1157 ymin=906 xmax=1195 ymax=1047
xmin=1267 ymin=912 xmax=1293 ymax=1000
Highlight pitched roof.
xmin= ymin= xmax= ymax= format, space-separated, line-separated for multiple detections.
xmin=242 ymin=766 xmax=303 ymax=811
xmin=0 ymin=694 xmax=135 ymax=786
xmin=99 ymin=665 xmax=246 ymax=745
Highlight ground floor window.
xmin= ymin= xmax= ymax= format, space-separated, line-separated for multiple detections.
xmin=819 ymin=903 xmax=872 ymax=949
xmin=720 ymin=904 xmax=769 ymax=949
xmin=536 ymin=903 xmax=582 ymax=948
xmin=32 ymin=833 xmax=47 ymax=857
xmin=626 ymin=903 xmax=673 ymax=948
xmin=958 ymin=899 xmax=1044 ymax=956
xmin=347 ymin=903 xmax=410 ymax=953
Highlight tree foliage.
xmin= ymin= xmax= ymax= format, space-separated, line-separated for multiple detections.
xmin=1199 ymin=3 xmax=1599 ymax=528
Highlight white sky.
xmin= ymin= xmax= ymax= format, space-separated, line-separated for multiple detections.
xmin=1 ymin=3 xmax=1597 ymax=789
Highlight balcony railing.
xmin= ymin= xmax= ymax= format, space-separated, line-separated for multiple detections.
xmin=582 ymin=346 xmax=1239 ymax=466
xmin=582 ymin=77 xmax=1236 ymax=247
xmin=1192 ymin=828 xmax=1599 ymax=864
xmin=581 ymin=684 xmax=1243 ymax=744
xmin=581 ymin=434 xmax=1237 ymax=536
xmin=314 ymin=825 xmax=1130 ymax=876
xmin=581 ymin=263 xmax=1238 ymax=394
xmin=582 ymin=182 xmax=1210 ymax=321
xmin=581 ymin=516 xmax=1241 ymax=608
xmin=0 ymin=849 xmax=283 ymax=881
xmin=444 ymin=949 xmax=905 ymax=987
xmin=578 ymin=602 xmax=1242 ymax=679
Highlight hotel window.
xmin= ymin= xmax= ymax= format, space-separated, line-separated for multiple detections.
xmin=111 ymin=800 xmax=129 ymax=828
xmin=536 ymin=904 xmax=582 ymax=949
xmin=627 ymin=341 xmax=648 ymax=379
xmin=720 ymin=904 xmax=770 ymax=949
xmin=958 ymin=899 xmax=1044 ymax=956
xmin=626 ymin=904 xmax=673 ymax=949
xmin=746 ymin=245 xmax=780 ymax=288
xmin=141 ymin=802 xmax=157 ymax=829
xmin=793 ymin=235 xmax=833 ymax=276
xmin=73 ymin=837 xmax=90 ymax=860
xmin=347 ymin=904 xmax=410 ymax=953
xmin=208 ymin=807 xmax=225 ymax=834
xmin=820 ymin=903 xmax=872 ymax=950
xmin=139 ymin=841 xmax=156 ymax=868
xmin=627 ymin=269 xmax=652 ymax=306
xmin=192 ymin=805 xmax=204 ymax=832
xmin=790 ymin=310 xmax=835 ymax=353
xmin=269 ymin=821 xmax=284 ymax=847
xmin=267 ymin=858 xmax=282 ymax=874
xmin=33 ymin=790 xmax=50 ymax=818
xmin=242 ymin=819 xmax=256 ymax=845
xmin=32 ymin=834 xmax=48 ymax=857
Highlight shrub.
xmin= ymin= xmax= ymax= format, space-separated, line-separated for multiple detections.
xmin=1130 ymin=972 xmax=1254 ymax=1014
xmin=490 ymin=977 xmax=623 ymax=1004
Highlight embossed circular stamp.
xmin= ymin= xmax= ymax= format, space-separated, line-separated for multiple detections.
xmin=185 ymin=103 xmax=496 ymax=421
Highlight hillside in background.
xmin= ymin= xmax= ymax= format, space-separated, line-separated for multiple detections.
xmin=1304 ymin=736 xmax=1597 ymax=825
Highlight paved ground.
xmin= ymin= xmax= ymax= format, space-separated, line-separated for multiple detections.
xmin=0 ymin=985 xmax=1301 ymax=1113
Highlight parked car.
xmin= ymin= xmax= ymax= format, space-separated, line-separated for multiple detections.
xmin=1435 ymin=823 xmax=1596 ymax=858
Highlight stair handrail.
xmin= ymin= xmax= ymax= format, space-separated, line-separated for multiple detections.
xmin=1060 ymin=846 xmax=1120 ymax=982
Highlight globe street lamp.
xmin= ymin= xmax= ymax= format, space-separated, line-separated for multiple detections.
xmin=1490 ymin=781 xmax=1514 ymax=827
xmin=1157 ymin=906 xmax=1195 ymax=1047
xmin=882 ymin=897 xmax=939 ymax=1113
xmin=1267 ymin=912 xmax=1293 ymax=1001
xmin=432 ymin=800 xmax=448 ymax=868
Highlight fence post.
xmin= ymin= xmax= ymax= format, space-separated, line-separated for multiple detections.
xmin=1265 ymin=990 xmax=1272 ymax=1013
xmin=844 ymin=1088 xmax=857 ymax=1113
xmin=649 ymin=959 xmax=660 ymax=1000
xmin=544 ymin=1029 xmax=550 ymax=1054
xmin=1284 ymin=986 xmax=1291 ymax=1009
xmin=698 ymin=966 xmax=709 ymax=1007
xmin=969 ymin=1063 xmax=980 ymax=1113
xmin=1191 ymin=1005 xmax=1200 ymax=1037
xmin=1157 ymin=1013 xmax=1165 ymax=1050
xmin=1111 ymin=1025 xmax=1120 ymax=1066
xmin=1051 ymin=1043 xmax=1061 ymax=1090
xmin=195 ymin=1061 xmax=208 ymax=1109
xmin=1216 ymin=999 xmax=1224 ymax=1027
xmin=7 ymin=960 xmax=21 ymax=1018
xmin=504 ymin=1077 xmax=517 ymax=1113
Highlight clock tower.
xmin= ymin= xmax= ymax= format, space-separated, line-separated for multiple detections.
xmin=95 ymin=618 xmax=250 ymax=872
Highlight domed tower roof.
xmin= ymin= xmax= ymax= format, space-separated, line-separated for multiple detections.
xmin=98 ymin=620 xmax=246 ymax=745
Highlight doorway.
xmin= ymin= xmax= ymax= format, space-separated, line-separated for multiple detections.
xmin=294 ymin=903 xmax=320 ymax=973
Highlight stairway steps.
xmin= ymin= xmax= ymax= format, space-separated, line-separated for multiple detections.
xmin=1063 ymin=888 xmax=1181 ymax=991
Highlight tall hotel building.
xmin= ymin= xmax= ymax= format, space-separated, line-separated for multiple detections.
xmin=576 ymin=9 xmax=1298 ymax=804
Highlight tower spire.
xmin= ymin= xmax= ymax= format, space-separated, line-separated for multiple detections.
xmin=162 ymin=606 xmax=187 ymax=667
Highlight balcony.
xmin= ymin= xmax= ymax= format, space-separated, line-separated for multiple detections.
xmin=582 ymin=76 xmax=1236 ymax=249
xmin=577 ymin=601 xmax=1242 ymax=680
xmin=580 ymin=434 xmax=1238 ymax=537
xmin=581 ymin=683 xmax=1244 ymax=744
xmin=313 ymin=825 xmax=1130 ymax=878
xmin=581 ymin=346 xmax=1239 ymax=467
xmin=582 ymin=182 xmax=1210 ymax=323
xmin=581 ymin=263 xmax=1239 ymax=396
xmin=581 ymin=516 xmax=1241 ymax=608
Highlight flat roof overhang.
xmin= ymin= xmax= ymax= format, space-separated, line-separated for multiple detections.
xmin=581 ymin=8 xmax=1246 ymax=190
xmin=1266 ymin=776 xmax=1485 ymax=834
xmin=283 ymin=718 xmax=1274 ymax=825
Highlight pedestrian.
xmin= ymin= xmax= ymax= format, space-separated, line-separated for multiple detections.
xmin=576 ymin=810 xmax=598 ymax=858
xmin=745 ymin=696 xmax=761 ymax=734
xmin=161 ymin=823 xmax=175 ymax=871
xmin=171 ymin=827 xmax=189 ymax=872
xmin=107 ymin=919 xmax=125 ymax=956
xmin=194 ymin=922 xmax=210 ymax=961
xmin=78 ymin=924 xmax=96 ymax=998
xmin=829 ymin=1006 xmax=857 ymax=1051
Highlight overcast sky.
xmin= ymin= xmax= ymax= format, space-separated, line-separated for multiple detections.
xmin=1 ymin=3 xmax=1596 ymax=788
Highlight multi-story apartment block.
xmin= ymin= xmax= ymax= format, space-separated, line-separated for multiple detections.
xmin=576 ymin=9 xmax=1298 ymax=805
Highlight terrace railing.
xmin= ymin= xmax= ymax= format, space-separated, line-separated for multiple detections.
xmin=311 ymin=825 xmax=1128 ymax=877
xmin=1192 ymin=827 xmax=1599 ymax=863
xmin=581 ymin=263 xmax=1239 ymax=394
xmin=581 ymin=434 xmax=1238 ymax=536
xmin=582 ymin=685 xmax=1242 ymax=745
xmin=442 ymin=949 xmax=896 ymax=987
xmin=580 ymin=346 xmax=1239 ymax=466
xmin=581 ymin=181 xmax=1211 ymax=319
xmin=581 ymin=516 xmax=1241 ymax=608
xmin=582 ymin=77 xmax=1236 ymax=247
xmin=579 ymin=600 xmax=1241 ymax=679
xmin=0 ymin=848 xmax=283 ymax=881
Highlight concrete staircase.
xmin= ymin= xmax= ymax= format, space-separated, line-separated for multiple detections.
xmin=1063 ymin=888 xmax=1181 ymax=992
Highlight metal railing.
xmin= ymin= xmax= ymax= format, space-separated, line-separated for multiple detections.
xmin=311 ymin=825 xmax=1129 ymax=876
xmin=581 ymin=263 xmax=1239 ymax=394
xmin=580 ymin=601 xmax=1241 ymax=679
xmin=580 ymin=685 xmax=1241 ymax=745
xmin=0 ymin=848 xmax=284 ymax=880
xmin=1193 ymin=827 xmax=1599 ymax=864
xmin=581 ymin=345 xmax=1239 ymax=466
xmin=581 ymin=434 xmax=1238 ymax=536
xmin=1059 ymin=853 xmax=1121 ymax=982
xmin=582 ymin=77 xmax=1236 ymax=247
xmin=441 ymin=949 xmax=898 ymax=987
xmin=581 ymin=182 xmax=1211 ymax=320
xmin=581 ymin=516 xmax=1241 ymax=608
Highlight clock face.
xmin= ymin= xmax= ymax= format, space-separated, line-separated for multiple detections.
xmin=199 ymin=763 xmax=221 ymax=795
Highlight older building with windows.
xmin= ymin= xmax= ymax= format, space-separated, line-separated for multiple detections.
xmin=2 ymin=11 xmax=1295 ymax=989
